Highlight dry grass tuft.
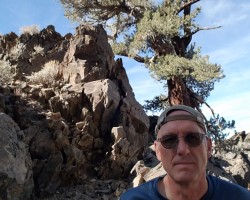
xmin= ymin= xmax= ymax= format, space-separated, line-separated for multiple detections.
xmin=29 ymin=60 xmax=60 ymax=86
xmin=0 ymin=60 xmax=15 ymax=85
xmin=20 ymin=25 xmax=40 ymax=35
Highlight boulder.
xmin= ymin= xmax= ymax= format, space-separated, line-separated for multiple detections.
xmin=0 ymin=113 xmax=33 ymax=200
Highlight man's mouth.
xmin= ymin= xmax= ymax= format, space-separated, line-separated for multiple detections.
xmin=174 ymin=162 xmax=194 ymax=165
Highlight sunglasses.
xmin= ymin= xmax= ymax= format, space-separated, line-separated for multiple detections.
xmin=156 ymin=133 xmax=206 ymax=149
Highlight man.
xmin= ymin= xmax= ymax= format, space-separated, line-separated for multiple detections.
xmin=120 ymin=105 xmax=250 ymax=200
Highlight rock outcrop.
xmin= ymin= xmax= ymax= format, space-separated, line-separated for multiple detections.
xmin=0 ymin=24 xmax=149 ymax=199
xmin=0 ymin=113 xmax=33 ymax=200
xmin=212 ymin=132 xmax=250 ymax=188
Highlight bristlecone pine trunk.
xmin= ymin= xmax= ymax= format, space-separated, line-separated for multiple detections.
xmin=168 ymin=76 xmax=193 ymax=106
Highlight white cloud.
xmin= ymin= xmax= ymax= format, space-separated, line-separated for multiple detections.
xmin=200 ymin=0 xmax=250 ymax=27
xmin=126 ymin=64 xmax=148 ymax=76
xmin=224 ymin=69 xmax=250 ymax=85
xmin=130 ymin=76 xmax=165 ymax=104
xmin=124 ymin=59 xmax=166 ymax=104
xmin=208 ymin=48 xmax=246 ymax=66
xmin=203 ymin=91 xmax=250 ymax=133
xmin=205 ymin=32 xmax=250 ymax=66
xmin=200 ymin=0 xmax=231 ymax=19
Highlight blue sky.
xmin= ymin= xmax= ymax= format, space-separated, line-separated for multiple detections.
xmin=0 ymin=0 xmax=250 ymax=134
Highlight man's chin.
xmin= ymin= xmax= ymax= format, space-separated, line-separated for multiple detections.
xmin=174 ymin=178 xmax=196 ymax=186
xmin=172 ymin=171 xmax=197 ymax=184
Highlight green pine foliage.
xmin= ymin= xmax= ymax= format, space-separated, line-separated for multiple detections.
xmin=59 ymin=0 xmax=234 ymax=141
xmin=59 ymin=0 xmax=223 ymax=100
xmin=207 ymin=114 xmax=235 ymax=143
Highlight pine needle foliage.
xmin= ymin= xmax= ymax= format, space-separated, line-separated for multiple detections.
xmin=59 ymin=0 xmax=234 ymax=141
xmin=59 ymin=0 xmax=223 ymax=103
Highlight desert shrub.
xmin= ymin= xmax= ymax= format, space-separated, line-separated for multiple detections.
xmin=19 ymin=25 xmax=40 ymax=35
xmin=29 ymin=60 xmax=59 ymax=87
xmin=0 ymin=60 xmax=15 ymax=85
xmin=33 ymin=45 xmax=44 ymax=55
xmin=9 ymin=43 xmax=26 ymax=59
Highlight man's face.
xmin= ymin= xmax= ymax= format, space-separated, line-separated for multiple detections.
xmin=154 ymin=110 xmax=212 ymax=184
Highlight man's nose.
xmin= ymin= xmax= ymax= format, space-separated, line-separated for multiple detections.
xmin=176 ymin=138 xmax=190 ymax=155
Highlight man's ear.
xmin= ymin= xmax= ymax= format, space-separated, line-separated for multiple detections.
xmin=206 ymin=137 xmax=212 ymax=159
xmin=154 ymin=141 xmax=162 ymax=161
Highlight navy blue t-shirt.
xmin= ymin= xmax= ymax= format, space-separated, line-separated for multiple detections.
xmin=120 ymin=175 xmax=250 ymax=200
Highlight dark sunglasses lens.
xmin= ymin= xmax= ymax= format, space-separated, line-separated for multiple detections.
xmin=160 ymin=134 xmax=204 ymax=149
xmin=161 ymin=136 xmax=178 ymax=149
xmin=185 ymin=134 xmax=203 ymax=147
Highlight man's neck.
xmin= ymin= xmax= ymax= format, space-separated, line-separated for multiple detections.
xmin=158 ymin=174 xmax=208 ymax=200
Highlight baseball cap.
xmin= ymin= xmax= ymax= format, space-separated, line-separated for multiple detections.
xmin=155 ymin=105 xmax=207 ymax=134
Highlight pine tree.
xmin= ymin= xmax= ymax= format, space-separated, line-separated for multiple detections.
xmin=60 ymin=0 xmax=222 ymax=106
xmin=59 ymin=0 xmax=234 ymax=141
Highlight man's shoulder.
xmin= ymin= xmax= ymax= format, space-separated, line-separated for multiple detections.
xmin=207 ymin=175 xmax=250 ymax=199
xmin=120 ymin=177 xmax=162 ymax=200
xmin=208 ymin=174 xmax=246 ymax=189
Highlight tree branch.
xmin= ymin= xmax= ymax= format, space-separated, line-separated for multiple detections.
xmin=183 ymin=1 xmax=192 ymax=49
xmin=116 ymin=52 xmax=145 ymax=63
xmin=189 ymin=25 xmax=222 ymax=37
xmin=178 ymin=0 xmax=200 ymax=14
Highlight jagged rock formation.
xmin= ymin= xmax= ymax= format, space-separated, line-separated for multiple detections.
xmin=0 ymin=113 xmax=33 ymax=200
xmin=212 ymin=132 xmax=250 ymax=188
xmin=0 ymin=25 xmax=149 ymax=199
xmin=0 ymin=24 xmax=249 ymax=200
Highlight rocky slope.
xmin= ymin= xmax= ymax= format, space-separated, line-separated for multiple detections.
xmin=0 ymin=24 xmax=249 ymax=200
